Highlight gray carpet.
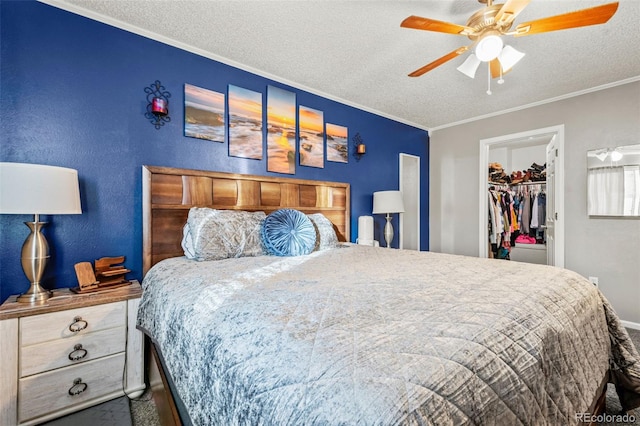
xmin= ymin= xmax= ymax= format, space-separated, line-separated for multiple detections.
xmin=603 ymin=327 xmax=640 ymax=425
xmin=130 ymin=389 xmax=160 ymax=426
xmin=44 ymin=328 xmax=640 ymax=425
xmin=40 ymin=388 xmax=158 ymax=426
xmin=42 ymin=395 xmax=133 ymax=426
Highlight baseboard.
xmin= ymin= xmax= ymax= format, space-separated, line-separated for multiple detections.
xmin=620 ymin=320 xmax=640 ymax=331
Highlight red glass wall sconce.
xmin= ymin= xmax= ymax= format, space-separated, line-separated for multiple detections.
xmin=144 ymin=80 xmax=171 ymax=129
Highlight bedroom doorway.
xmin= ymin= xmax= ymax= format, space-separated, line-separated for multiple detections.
xmin=400 ymin=153 xmax=420 ymax=250
xmin=478 ymin=125 xmax=565 ymax=267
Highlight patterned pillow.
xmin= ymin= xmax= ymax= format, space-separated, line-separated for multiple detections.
xmin=181 ymin=208 xmax=266 ymax=261
xmin=261 ymin=209 xmax=317 ymax=256
xmin=307 ymin=213 xmax=339 ymax=251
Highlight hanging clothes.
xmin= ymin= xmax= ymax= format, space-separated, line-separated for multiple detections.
xmin=521 ymin=190 xmax=531 ymax=234
xmin=530 ymin=192 xmax=539 ymax=229
xmin=488 ymin=185 xmax=516 ymax=260
xmin=537 ymin=192 xmax=546 ymax=230
xmin=488 ymin=192 xmax=498 ymax=245
xmin=511 ymin=183 xmax=546 ymax=243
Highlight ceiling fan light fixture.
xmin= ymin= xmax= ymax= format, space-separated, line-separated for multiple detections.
xmin=475 ymin=34 xmax=503 ymax=62
xmin=457 ymin=53 xmax=481 ymax=78
xmin=594 ymin=150 xmax=608 ymax=161
xmin=610 ymin=149 xmax=623 ymax=162
xmin=498 ymin=45 xmax=525 ymax=72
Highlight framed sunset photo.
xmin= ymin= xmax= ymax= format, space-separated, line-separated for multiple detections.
xmin=228 ymin=85 xmax=263 ymax=159
xmin=298 ymin=105 xmax=324 ymax=168
xmin=184 ymin=83 xmax=225 ymax=143
xmin=266 ymin=85 xmax=296 ymax=174
xmin=326 ymin=123 xmax=348 ymax=163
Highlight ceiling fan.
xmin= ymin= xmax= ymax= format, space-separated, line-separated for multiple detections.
xmin=401 ymin=0 xmax=619 ymax=88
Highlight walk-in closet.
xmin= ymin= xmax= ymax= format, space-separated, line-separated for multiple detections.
xmin=479 ymin=125 xmax=565 ymax=268
xmin=487 ymin=142 xmax=548 ymax=264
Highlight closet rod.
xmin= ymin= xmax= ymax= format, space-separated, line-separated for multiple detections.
xmin=511 ymin=181 xmax=546 ymax=186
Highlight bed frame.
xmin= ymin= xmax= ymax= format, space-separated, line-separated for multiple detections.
xmin=141 ymin=165 xmax=351 ymax=425
xmin=140 ymin=165 xmax=607 ymax=426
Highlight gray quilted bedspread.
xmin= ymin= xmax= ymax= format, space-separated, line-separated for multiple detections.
xmin=137 ymin=245 xmax=640 ymax=425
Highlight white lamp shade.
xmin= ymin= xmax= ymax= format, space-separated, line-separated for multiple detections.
xmin=457 ymin=53 xmax=481 ymax=78
xmin=0 ymin=162 xmax=82 ymax=214
xmin=497 ymin=45 xmax=525 ymax=72
xmin=475 ymin=35 xmax=503 ymax=62
xmin=372 ymin=190 xmax=405 ymax=214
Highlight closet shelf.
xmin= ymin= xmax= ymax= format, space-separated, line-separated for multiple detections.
xmin=488 ymin=181 xmax=546 ymax=186
xmin=513 ymin=243 xmax=546 ymax=250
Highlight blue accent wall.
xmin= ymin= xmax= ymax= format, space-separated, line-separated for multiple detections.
xmin=0 ymin=1 xmax=429 ymax=303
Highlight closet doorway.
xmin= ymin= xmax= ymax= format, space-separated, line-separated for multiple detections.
xmin=478 ymin=125 xmax=565 ymax=267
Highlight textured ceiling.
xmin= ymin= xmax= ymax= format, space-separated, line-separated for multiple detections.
xmin=43 ymin=0 xmax=640 ymax=131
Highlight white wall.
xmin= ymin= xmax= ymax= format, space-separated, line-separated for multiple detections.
xmin=489 ymin=147 xmax=509 ymax=173
xmin=429 ymin=80 xmax=640 ymax=324
xmin=488 ymin=144 xmax=546 ymax=179
xmin=510 ymin=145 xmax=545 ymax=173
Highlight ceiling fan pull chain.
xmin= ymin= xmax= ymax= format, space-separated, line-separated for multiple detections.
xmin=486 ymin=63 xmax=492 ymax=95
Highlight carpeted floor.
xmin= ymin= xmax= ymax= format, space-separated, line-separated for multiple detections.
xmin=45 ymin=328 xmax=640 ymax=425
xmin=130 ymin=388 xmax=160 ymax=426
xmin=604 ymin=327 xmax=640 ymax=426
xmin=40 ymin=387 xmax=159 ymax=426
xmin=42 ymin=396 xmax=133 ymax=426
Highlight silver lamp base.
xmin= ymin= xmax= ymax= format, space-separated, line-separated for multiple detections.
xmin=17 ymin=215 xmax=52 ymax=304
xmin=17 ymin=282 xmax=51 ymax=304
xmin=383 ymin=213 xmax=394 ymax=249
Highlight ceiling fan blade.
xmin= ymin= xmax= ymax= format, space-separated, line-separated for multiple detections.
xmin=408 ymin=46 xmax=470 ymax=77
xmin=513 ymin=2 xmax=619 ymax=37
xmin=495 ymin=0 xmax=531 ymax=26
xmin=401 ymin=15 xmax=475 ymax=36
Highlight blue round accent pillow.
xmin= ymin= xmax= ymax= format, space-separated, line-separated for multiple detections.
xmin=261 ymin=209 xmax=317 ymax=256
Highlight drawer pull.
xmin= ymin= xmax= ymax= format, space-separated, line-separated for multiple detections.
xmin=69 ymin=316 xmax=88 ymax=333
xmin=68 ymin=344 xmax=88 ymax=361
xmin=68 ymin=378 xmax=88 ymax=396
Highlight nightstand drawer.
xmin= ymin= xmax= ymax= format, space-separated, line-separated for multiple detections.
xmin=18 ymin=353 xmax=125 ymax=423
xmin=20 ymin=301 xmax=126 ymax=346
xmin=20 ymin=326 xmax=126 ymax=377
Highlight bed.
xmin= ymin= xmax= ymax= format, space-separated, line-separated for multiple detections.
xmin=137 ymin=165 xmax=640 ymax=425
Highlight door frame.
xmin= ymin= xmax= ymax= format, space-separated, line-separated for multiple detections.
xmin=478 ymin=125 xmax=565 ymax=267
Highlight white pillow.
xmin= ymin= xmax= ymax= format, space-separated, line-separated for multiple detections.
xmin=307 ymin=213 xmax=339 ymax=251
xmin=181 ymin=208 xmax=266 ymax=261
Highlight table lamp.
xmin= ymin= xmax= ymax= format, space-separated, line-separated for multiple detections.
xmin=0 ymin=163 xmax=82 ymax=303
xmin=372 ymin=190 xmax=405 ymax=249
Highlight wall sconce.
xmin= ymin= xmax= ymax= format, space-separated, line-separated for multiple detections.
xmin=144 ymin=80 xmax=171 ymax=129
xmin=353 ymin=132 xmax=366 ymax=160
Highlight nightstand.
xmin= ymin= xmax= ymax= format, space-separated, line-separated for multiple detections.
xmin=0 ymin=281 xmax=145 ymax=426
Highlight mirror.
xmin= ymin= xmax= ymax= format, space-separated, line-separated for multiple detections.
xmin=587 ymin=144 xmax=640 ymax=217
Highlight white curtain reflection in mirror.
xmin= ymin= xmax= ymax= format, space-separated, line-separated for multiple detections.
xmin=588 ymin=165 xmax=640 ymax=216
xmin=624 ymin=165 xmax=640 ymax=215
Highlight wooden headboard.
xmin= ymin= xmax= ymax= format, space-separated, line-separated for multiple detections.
xmin=142 ymin=166 xmax=350 ymax=275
